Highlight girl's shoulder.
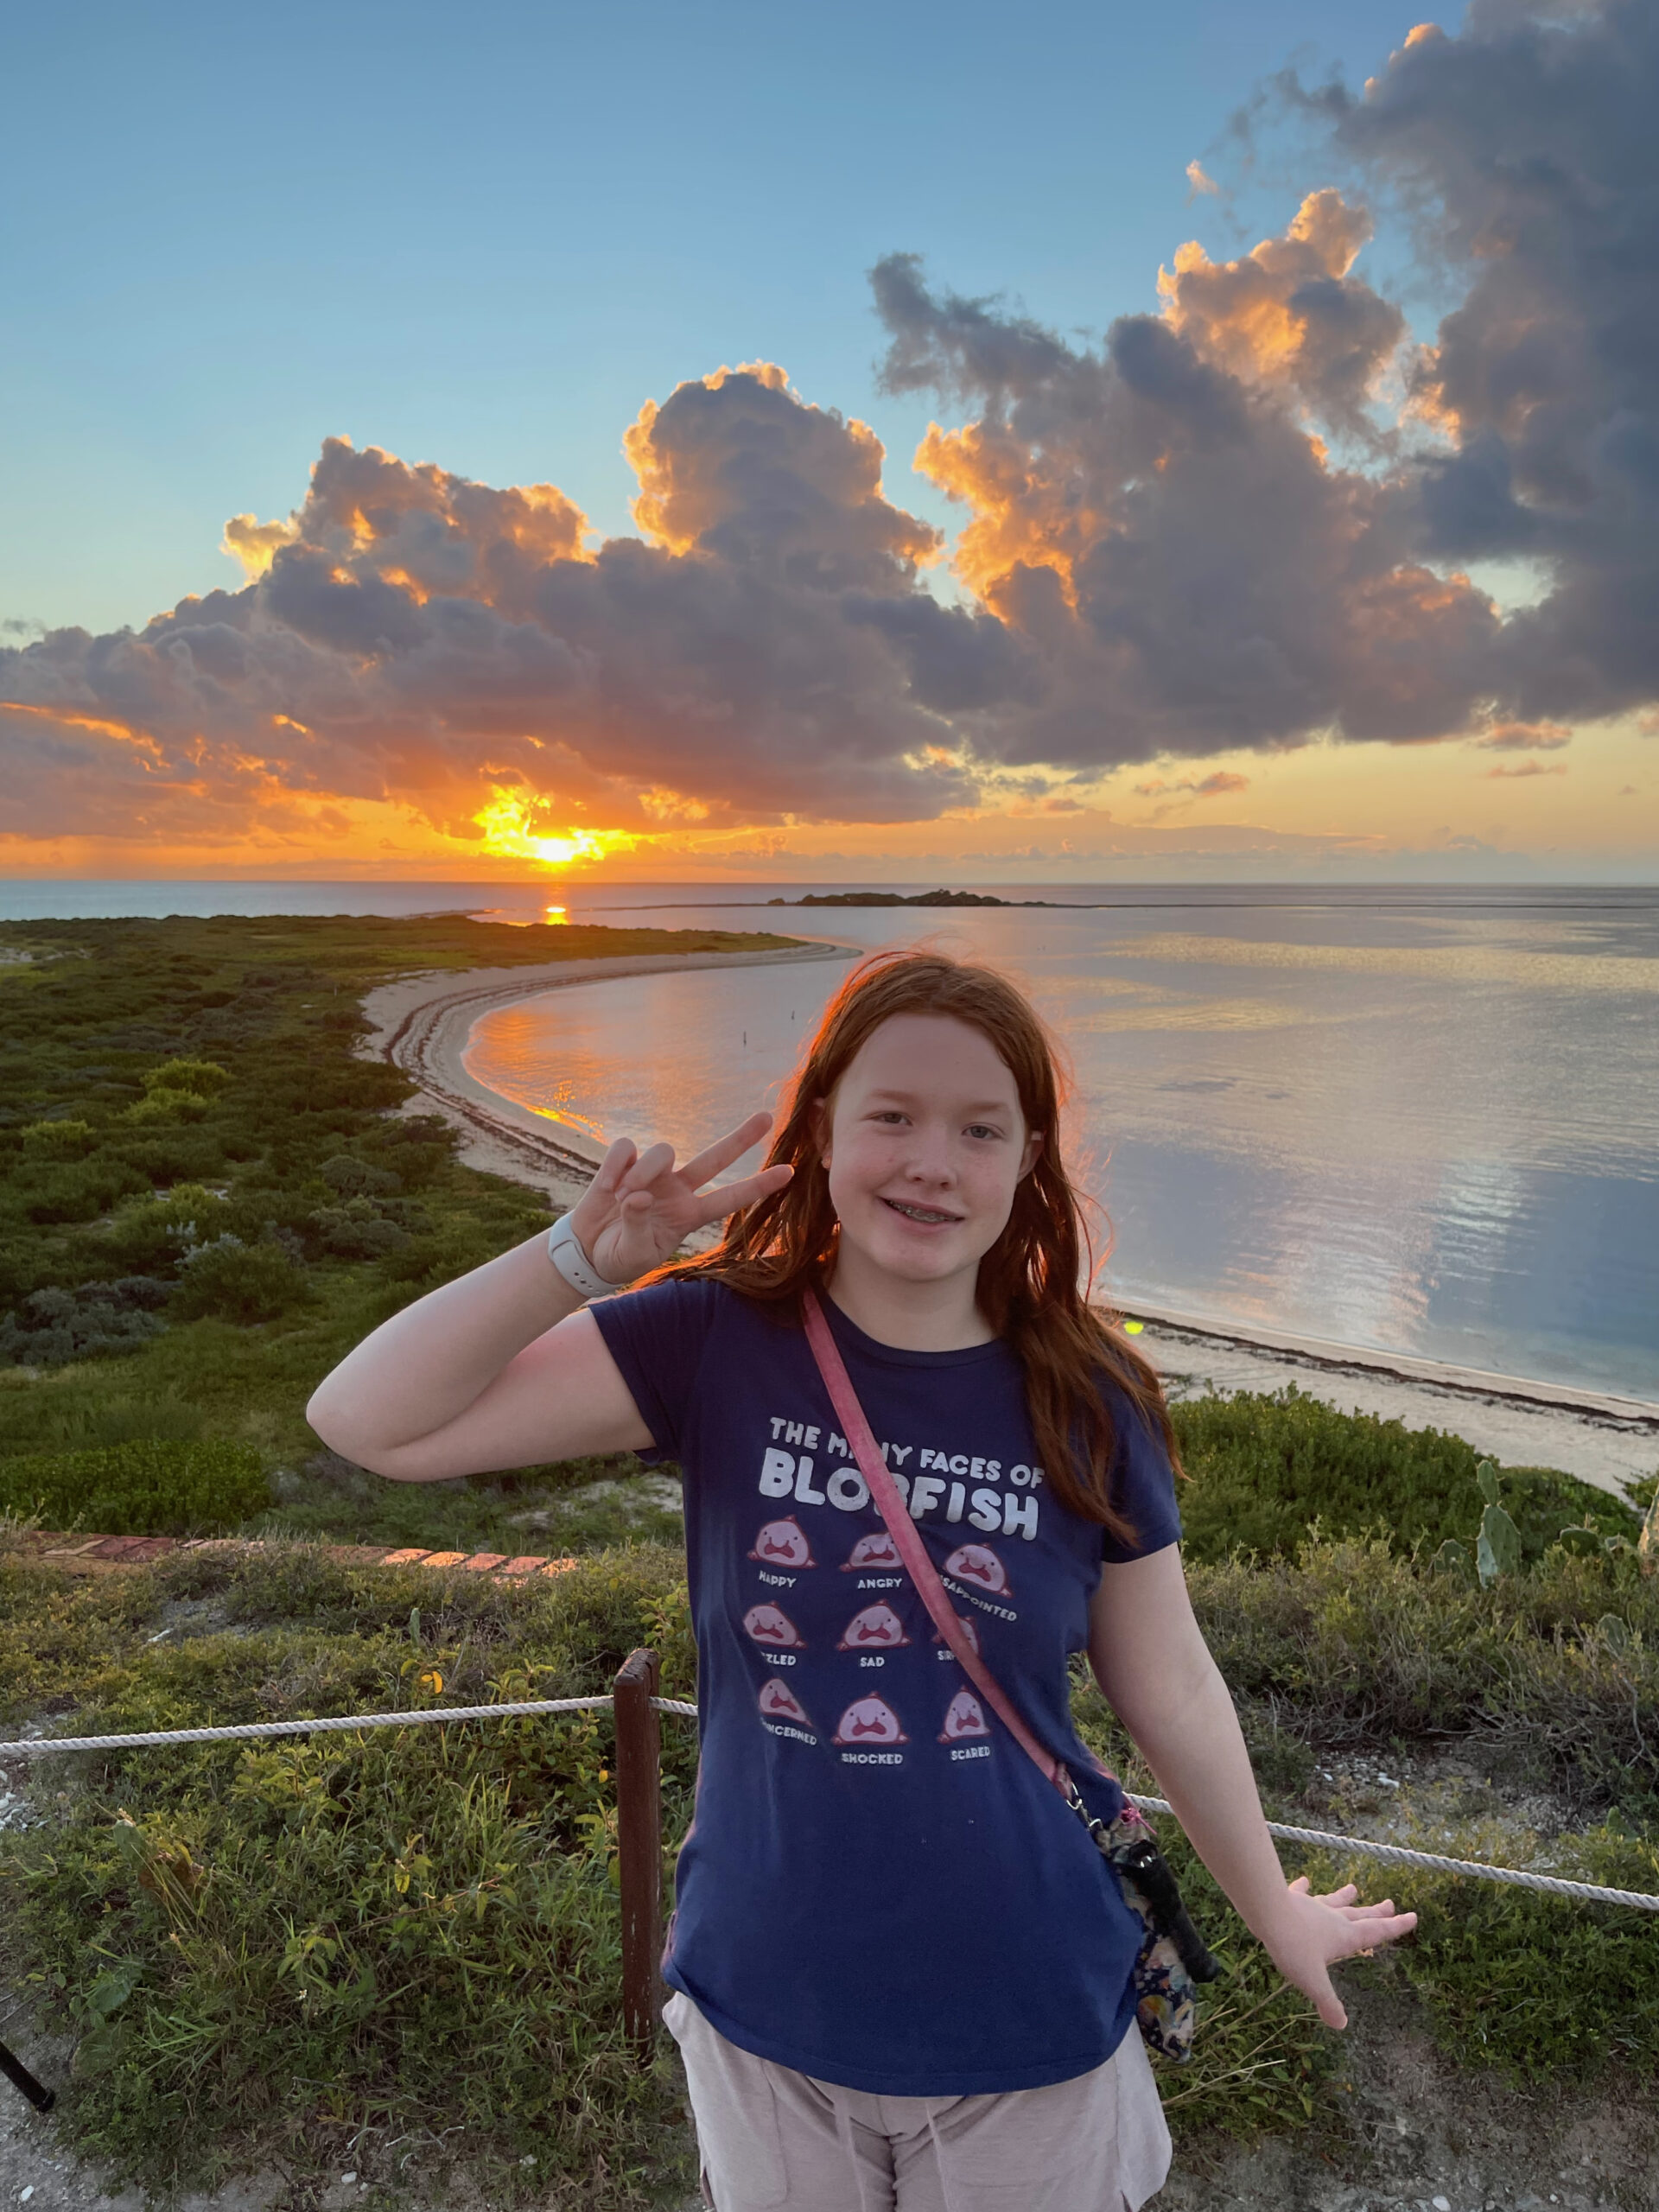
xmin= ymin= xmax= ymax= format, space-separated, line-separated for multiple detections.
xmin=593 ymin=1271 xmax=793 ymax=1366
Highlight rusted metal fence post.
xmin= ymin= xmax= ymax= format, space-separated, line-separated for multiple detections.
xmin=613 ymin=1647 xmax=663 ymax=2063
xmin=0 ymin=2033 xmax=55 ymax=2112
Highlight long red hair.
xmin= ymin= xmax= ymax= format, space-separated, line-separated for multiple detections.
xmin=652 ymin=949 xmax=1180 ymax=1540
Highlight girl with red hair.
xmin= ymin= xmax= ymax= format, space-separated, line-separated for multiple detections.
xmin=310 ymin=949 xmax=1412 ymax=2210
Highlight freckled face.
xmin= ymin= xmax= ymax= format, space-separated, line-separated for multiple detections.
xmin=820 ymin=1014 xmax=1040 ymax=1287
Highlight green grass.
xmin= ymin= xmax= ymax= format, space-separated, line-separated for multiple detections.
xmin=1 ymin=1541 xmax=699 ymax=2202
xmin=0 ymin=1438 xmax=269 ymax=1536
xmin=0 ymin=911 xmax=796 ymax=1471
xmin=3 ymin=1527 xmax=1654 ymax=2196
xmin=1171 ymin=1387 xmax=1640 ymax=1565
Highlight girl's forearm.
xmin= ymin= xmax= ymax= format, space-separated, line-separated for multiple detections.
xmin=1116 ymin=1656 xmax=1295 ymax=1943
xmin=307 ymin=1228 xmax=585 ymax=1460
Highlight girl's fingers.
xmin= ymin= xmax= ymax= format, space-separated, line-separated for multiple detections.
xmin=690 ymin=1162 xmax=794 ymax=1228
xmin=1316 ymin=1986 xmax=1348 ymax=2031
xmin=618 ymin=1140 xmax=677 ymax=1194
xmin=1347 ymin=1910 xmax=1416 ymax=1951
xmin=678 ymin=1111 xmax=776 ymax=1192
xmin=594 ymin=1135 xmax=637 ymax=1191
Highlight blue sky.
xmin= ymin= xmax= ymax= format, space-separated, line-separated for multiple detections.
xmin=3 ymin=0 xmax=1456 ymax=636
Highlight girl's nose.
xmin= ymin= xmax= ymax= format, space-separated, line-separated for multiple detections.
xmin=904 ymin=1129 xmax=956 ymax=1184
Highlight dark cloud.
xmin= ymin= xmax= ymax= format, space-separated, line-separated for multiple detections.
xmin=1301 ymin=1 xmax=1659 ymax=722
xmin=871 ymin=221 xmax=1501 ymax=763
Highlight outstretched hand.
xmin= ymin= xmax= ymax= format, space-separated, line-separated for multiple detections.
xmin=1260 ymin=1875 xmax=1417 ymax=2029
xmin=567 ymin=1111 xmax=792 ymax=1288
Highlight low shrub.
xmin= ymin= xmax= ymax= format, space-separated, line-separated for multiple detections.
xmin=169 ymin=1236 xmax=313 ymax=1324
xmin=308 ymin=1199 xmax=408 ymax=1259
xmin=1289 ymin=1822 xmax=1659 ymax=2083
xmin=1186 ymin=1537 xmax=1658 ymax=1819
xmin=318 ymin=1153 xmax=401 ymax=1198
xmin=1172 ymin=1389 xmax=1636 ymax=1564
xmin=20 ymin=1117 xmax=97 ymax=1160
xmin=104 ymin=1184 xmax=235 ymax=1275
xmin=0 ymin=1279 xmax=171 ymax=1368
xmin=141 ymin=1057 xmax=230 ymax=1098
xmin=124 ymin=1086 xmax=211 ymax=1125
xmin=0 ymin=1437 xmax=270 ymax=1535
xmin=20 ymin=1156 xmax=149 ymax=1225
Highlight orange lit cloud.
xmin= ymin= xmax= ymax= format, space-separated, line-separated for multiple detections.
xmin=1486 ymin=760 xmax=1567 ymax=779
xmin=1133 ymin=770 xmax=1251 ymax=798
xmin=1157 ymin=189 xmax=1405 ymax=432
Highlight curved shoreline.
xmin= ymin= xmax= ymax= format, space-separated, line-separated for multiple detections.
xmin=362 ymin=950 xmax=1659 ymax=1500
xmin=360 ymin=943 xmax=853 ymax=1207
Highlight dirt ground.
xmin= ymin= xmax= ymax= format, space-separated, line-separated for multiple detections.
xmin=6 ymin=1978 xmax=1656 ymax=2212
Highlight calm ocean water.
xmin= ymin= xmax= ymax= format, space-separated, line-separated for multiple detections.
xmin=5 ymin=880 xmax=1656 ymax=1398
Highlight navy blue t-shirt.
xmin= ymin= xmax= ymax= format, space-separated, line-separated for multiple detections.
xmin=591 ymin=1279 xmax=1182 ymax=2095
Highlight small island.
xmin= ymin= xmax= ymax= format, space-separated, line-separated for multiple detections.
xmin=767 ymin=887 xmax=1034 ymax=908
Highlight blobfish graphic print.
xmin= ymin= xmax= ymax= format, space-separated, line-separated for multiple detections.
xmin=750 ymin=1516 xmax=815 ymax=1567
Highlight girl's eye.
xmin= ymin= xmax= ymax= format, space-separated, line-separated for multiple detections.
xmin=966 ymin=1124 xmax=1003 ymax=1142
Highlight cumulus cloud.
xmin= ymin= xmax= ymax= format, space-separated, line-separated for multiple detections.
xmin=1185 ymin=160 xmax=1221 ymax=199
xmin=221 ymin=513 xmax=298 ymax=580
xmin=3 ymin=2 xmax=1655 ymax=861
xmin=1299 ymin=0 xmax=1659 ymax=725
xmin=872 ymin=226 xmax=1501 ymax=763
xmin=1487 ymin=759 xmax=1567 ymax=779
xmin=1 ymin=370 xmax=975 ymax=854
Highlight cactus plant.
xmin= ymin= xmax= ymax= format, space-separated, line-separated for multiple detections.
xmin=1638 ymin=1489 xmax=1659 ymax=1580
xmin=1473 ymin=1459 xmax=1522 ymax=1586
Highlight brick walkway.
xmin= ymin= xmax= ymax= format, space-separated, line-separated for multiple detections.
xmin=13 ymin=1531 xmax=579 ymax=1582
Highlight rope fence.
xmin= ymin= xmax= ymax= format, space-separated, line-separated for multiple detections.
xmin=2 ymin=1683 xmax=1652 ymax=1910
xmin=2 ymin=1647 xmax=1655 ymax=2113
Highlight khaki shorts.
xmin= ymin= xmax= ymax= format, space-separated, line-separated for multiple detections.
xmin=664 ymin=1990 xmax=1173 ymax=2212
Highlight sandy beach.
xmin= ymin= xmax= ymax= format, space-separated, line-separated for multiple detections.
xmin=359 ymin=942 xmax=852 ymax=1205
xmin=363 ymin=951 xmax=1659 ymax=1505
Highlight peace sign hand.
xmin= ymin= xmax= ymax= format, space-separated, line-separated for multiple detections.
xmin=567 ymin=1111 xmax=793 ymax=1289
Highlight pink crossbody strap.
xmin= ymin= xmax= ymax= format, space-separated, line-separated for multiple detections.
xmin=801 ymin=1287 xmax=1071 ymax=1799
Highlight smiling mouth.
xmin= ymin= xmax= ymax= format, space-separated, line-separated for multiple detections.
xmin=880 ymin=1197 xmax=965 ymax=1227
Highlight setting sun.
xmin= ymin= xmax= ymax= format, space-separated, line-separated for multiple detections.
xmin=472 ymin=791 xmax=632 ymax=871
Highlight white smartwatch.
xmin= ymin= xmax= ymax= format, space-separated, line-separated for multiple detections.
xmin=547 ymin=1212 xmax=628 ymax=1300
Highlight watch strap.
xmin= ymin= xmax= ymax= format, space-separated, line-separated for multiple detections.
xmin=547 ymin=1212 xmax=628 ymax=1299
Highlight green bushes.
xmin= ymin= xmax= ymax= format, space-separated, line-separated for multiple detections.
xmin=21 ymin=1155 xmax=149 ymax=1225
xmin=1171 ymin=1388 xmax=1637 ymax=1564
xmin=20 ymin=1117 xmax=96 ymax=1160
xmin=101 ymin=1183 xmax=235 ymax=1275
xmin=1185 ymin=1537 xmax=1658 ymax=1819
xmin=2 ymin=1533 xmax=1652 ymax=2194
xmin=142 ymin=1057 xmax=229 ymax=1099
xmin=0 ymin=1438 xmax=270 ymax=1535
xmin=0 ymin=1279 xmax=170 ymax=1367
xmin=0 ymin=1545 xmax=696 ymax=2194
xmin=168 ymin=1235 xmax=313 ymax=1323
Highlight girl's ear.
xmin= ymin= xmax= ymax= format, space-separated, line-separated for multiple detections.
xmin=1018 ymin=1129 xmax=1044 ymax=1180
